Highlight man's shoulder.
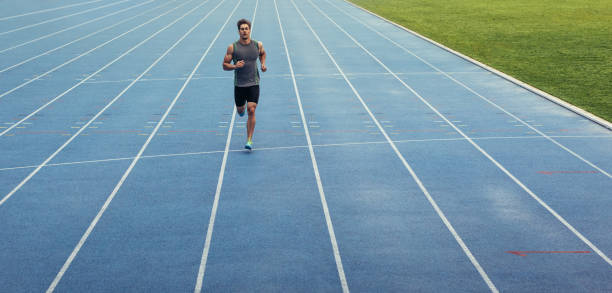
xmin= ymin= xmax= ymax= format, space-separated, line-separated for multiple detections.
xmin=227 ymin=42 xmax=237 ymax=53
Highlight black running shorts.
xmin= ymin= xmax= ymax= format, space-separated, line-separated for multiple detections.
xmin=234 ymin=85 xmax=259 ymax=106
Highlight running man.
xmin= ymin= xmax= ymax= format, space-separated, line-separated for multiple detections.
xmin=223 ymin=18 xmax=266 ymax=150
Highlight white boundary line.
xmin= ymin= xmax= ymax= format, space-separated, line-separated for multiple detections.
xmin=329 ymin=0 xmax=611 ymax=180
xmin=0 ymin=0 xmax=197 ymax=136
xmin=1 ymin=134 xmax=610 ymax=174
xmin=309 ymin=0 xmax=612 ymax=267
xmin=0 ymin=0 xmax=211 ymax=207
xmin=1 ymin=135 xmax=610 ymax=172
xmin=45 ymin=0 xmax=232 ymax=291
xmin=0 ymin=0 xmax=134 ymax=36
xmin=340 ymin=0 xmax=612 ymax=131
xmin=278 ymin=0 xmax=351 ymax=291
xmin=294 ymin=0 xmax=499 ymax=291
xmin=0 ymin=0 xmax=157 ymax=56
xmin=0 ymin=0 xmax=104 ymax=21
xmin=194 ymin=1 xmax=253 ymax=291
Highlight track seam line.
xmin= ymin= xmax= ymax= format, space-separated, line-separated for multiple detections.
xmin=2 ymin=135 xmax=609 ymax=172
xmin=0 ymin=0 xmax=104 ymax=21
xmin=45 ymin=0 xmax=231 ymax=291
xmin=0 ymin=0 xmax=157 ymax=57
xmin=0 ymin=0 xmax=134 ymax=36
xmin=194 ymin=1 xmax=254 ymax=291
xmin=297 ymin=0 xmax=498 ymax=291
xmin=78 ymin=72 xmax=485 ymax=84
xmin=313 ymin=0 xmax=612 ymax=267
xmin=330 ymin=0 xmax=611 ymax=178
xmin=0 ymin=0 xmax=196 ymax=136
xmin=0 ymin=0 xmax=209 ymax=206
xmin=276 ymin=0 xmax=350 ymax=291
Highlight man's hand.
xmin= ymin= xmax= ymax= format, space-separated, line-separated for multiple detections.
xmin=258 ymin=41 xmax=267 ymax=73
xmin=235 ymin=60 xmax=245 ymax=68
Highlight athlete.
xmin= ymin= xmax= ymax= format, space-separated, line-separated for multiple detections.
xmin=223 ymin=18 xmax=266 ymax=150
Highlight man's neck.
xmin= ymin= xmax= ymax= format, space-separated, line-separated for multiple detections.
xmin=239 ymin=37 xmax=251 ymax=45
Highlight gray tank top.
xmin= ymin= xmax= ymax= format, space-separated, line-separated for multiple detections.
xmin=232 ymin=39 xmax=260 ymax=87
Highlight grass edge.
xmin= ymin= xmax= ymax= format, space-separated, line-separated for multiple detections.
xmin=343 ymin=0 xmax=612 ymax=129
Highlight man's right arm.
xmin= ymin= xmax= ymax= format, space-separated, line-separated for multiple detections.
xmin=222 ymin=44 xmax=234 ymax=71
xmin=223 ymin=44 xmax=244 ymax=71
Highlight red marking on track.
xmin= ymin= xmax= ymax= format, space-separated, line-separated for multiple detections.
xmin=166 ymin=130 xmax=217 ymax=133
xmin=537 ymin=171 xmax=598 ymax=175
xmin=88 ymin=130 xmax=141 ymax=134
xmin=14 ymin=131 xmax=70 ymax=135
xmin=507 ymin=251 xmax=590 ymax=257
xmin=468 ymin=129 xmax=525 ymax=133
xmin=393 ymin=129 xmax=448 ymax=133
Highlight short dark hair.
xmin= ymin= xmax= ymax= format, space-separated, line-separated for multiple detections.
xmin=237 ymin=19 xmax=251 ymax=30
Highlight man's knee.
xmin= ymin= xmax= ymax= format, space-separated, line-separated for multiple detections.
xmin=247 ymin=103 xmax=257 ymax=115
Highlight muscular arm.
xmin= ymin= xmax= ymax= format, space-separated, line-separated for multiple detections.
xmin=258 ymin=41 xmax=267 ymax=72
xmin=222 ymin=44 xmax=243 ymax=71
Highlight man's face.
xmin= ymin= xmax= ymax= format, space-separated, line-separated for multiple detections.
xmin=239 ymin=24 xmax=250 ymax=40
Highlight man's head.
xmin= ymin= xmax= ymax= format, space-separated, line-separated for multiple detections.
xmin=237 ymin=19 xmax=251 ymax=40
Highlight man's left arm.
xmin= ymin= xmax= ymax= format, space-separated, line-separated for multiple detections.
xmin=258 ymin=41 xmax=267 ymax=72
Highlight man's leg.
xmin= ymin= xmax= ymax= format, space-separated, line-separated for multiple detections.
xmin=244 ymin=85 xmax=259 ymax=150
xmin=234 ymin=87 xmax=246 ymax=117
xmin=237 ymin=104 xmax=246 ymax=116
xmin=246 ymin=101 xmax=257 ymax=141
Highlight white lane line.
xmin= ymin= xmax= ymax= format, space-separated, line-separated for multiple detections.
xmin=0 ymin=0 xmax=196 ymax=136
xmin=2 ymin=134 xmax=610 ymax=172
xmin=45 ymin=0 xmax=231 ymax=291
xmin=328 ymin=0 xmax=611 ymax=179
xmin=0 ymin=0 xmax=134 ymax=36
xmin=194 ymin=113 xmax=238 ymax=293
xmin=276 ymin=0 xmax=350 ymax=292
xmin=0 ymin=0 xmax=210 ymax=207
xmin=296 ymin=0 xmax=498 ymax=291
xmin=0 ymin=0 xmax=104 ymax=21
xmin=0 ymin=0 xmax=157 ymax=57
xmin=194 ymin=1 xmax=253 ymax=291
xmin=0 ymin=0 xmax=188 ymax=100
xmin=0 ymin=0 xmax=176 ymax=72
xmin=315 ymin=0 xmax=612 ymax=267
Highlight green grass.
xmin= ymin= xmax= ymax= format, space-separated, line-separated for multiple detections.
xmin=348 ymin=0 xmax=612 ymax=122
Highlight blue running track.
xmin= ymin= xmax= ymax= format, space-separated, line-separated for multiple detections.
xmin=1 ymin=0 xmax=611 ymax=292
